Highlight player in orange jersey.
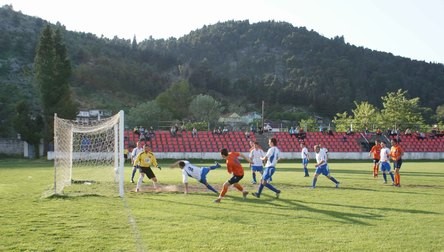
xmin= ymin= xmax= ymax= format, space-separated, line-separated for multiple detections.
xmin=368 ymin=140 xmax=381 ymax=178
xmin=390 ymin=139 xmax=404 ymax=187
xmin=214 ymin=148 xmax=251 ymax=203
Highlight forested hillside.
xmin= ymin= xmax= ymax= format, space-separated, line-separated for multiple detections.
xmin=1 ymin=5 xmax=443 ymax=137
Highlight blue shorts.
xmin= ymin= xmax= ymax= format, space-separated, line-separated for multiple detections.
xmin=393 ymin=159 xmax=402 ymax=169
xmin=199 ymin=167 xmax=210 ymax=184
xmin=315 ymin=164 xmax=330 ymax=176
xmin=379 ymin=161 xmax=391 ymax=172
xmin=262 ymin=166 xmax=276 ymax=182
xmin=302 ymin=158 xmax=309 ymax=166
xmin=251 ymin=165 xmax=263 ymax=172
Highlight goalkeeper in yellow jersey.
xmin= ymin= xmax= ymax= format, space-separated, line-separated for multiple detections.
xmin=133 ymin=144 xmax=161 ymax=192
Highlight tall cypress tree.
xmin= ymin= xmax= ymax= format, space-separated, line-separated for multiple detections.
xmin=34 ymin=25 xmax=77 ymax=153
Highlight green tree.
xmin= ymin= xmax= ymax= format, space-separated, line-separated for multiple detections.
xmin=332 ymin=111 xmax=353 ymax=132
xmin=0 ymin=83 xmax=22 ymax=137
xmin=155 ymin=80 xmax=191 ymax=119
xmin=189 ymin=94 xmax=222 ymax=124
xmin=298 ymin=117 xmax=317 ymax=132
xmin=127 ymin=101 xmax=172 ymax=128
xmin=13 ymin=101 xmax=44 ymax=158
xmin=34 ymin=25 xmax=77 ymax=152
xmin=351 ymin=101 xmax=380 ymax=131
xmin=436 ymin=105 xmax=444 ymax=122
xmin=380 ymin=89 xmax=425 ymax=130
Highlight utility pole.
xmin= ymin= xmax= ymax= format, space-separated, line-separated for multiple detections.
xmin=261 ymin=100 xmax=264 ymax=129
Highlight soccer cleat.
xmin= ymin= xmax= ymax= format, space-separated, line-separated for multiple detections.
xmin=214 ymin=162 xmax=221 ymax=168
xmin=130 ymin=179 xmax=135 ymax=183
xmin=275 ymin=190 xmax=281 ymax=199
xmin=252 ymin=192 xmax=260 ymax=198
xmin=251 ymin=180 xmax=257 ymax=184
xmin=157 ymin=166 xmax=162 ymax=170
xmin=242 ymin=191 xmax=249 ymax=199
xmin=213 ymin=198 xmax=221 ymax=203
xmin=383 ymin=181 xmax=387 ymax=184
xmin=335 ymin=182 xmax=340 ymax=188
xmin=135 ymin=188 xmax=140 ymax=192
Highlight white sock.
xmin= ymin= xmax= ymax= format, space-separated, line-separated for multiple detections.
xmin=137 ymin=176 xmax=143 ymax=189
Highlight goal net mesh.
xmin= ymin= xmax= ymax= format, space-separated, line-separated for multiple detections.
xmin=53 ymin=111 xmax=124 ymax=197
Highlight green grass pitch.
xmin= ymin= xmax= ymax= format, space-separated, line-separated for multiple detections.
xmin=0 ymin=158 xmax=443 ymax=251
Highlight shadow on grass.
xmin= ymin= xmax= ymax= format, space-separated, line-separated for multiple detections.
xmin=45 ymin=192 xmax=105 ymax=199
xmin=277 ymin=167 xmax=444 ymax=178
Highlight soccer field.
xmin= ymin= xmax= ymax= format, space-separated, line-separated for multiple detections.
xmin=0 ymin=158 xmax=443 ymax=251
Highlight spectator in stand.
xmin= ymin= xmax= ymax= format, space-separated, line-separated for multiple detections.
xmin=416 ymin=131 xmax=426 ymax=140
xmin=289 ymin=126 xmax=296 ymax=137
xmin=148 ymin=126 xmax=155 ymax=138
xmin=390 ymin=128 xmax=398 ymax=138
xmin=346 ymin=127 xmax=353 ymax=135
xmin=170 ymin=125 xmax=177 ymax=137
xmin=404 ymin=128 xmax=412 ymax=136
xmin=298 ymin=127 xmax=306 ymax=140
xmin=192 ymin=127 xmax=198 ymax=138
xmin=222 ymin=126 xmax=229 ymax=134
xmin=245 ymin=129 xmax=250 ymax=140
xmin=376 ymin=128 xmax=382 ymax=136
xmin=133 ymin=126 xmax=140 ymax=137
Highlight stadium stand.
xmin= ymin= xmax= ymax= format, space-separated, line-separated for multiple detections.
xmin=125 ymin=130 xmax=443 ymax=153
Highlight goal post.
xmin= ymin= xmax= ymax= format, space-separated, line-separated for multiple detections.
xmin=53 ymin=110 xmax=125 ymax=197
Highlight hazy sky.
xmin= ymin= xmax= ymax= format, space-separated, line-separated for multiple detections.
xmin=2 ymin=0 xmax=443 ymax=64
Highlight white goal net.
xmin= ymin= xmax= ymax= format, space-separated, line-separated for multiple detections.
xmin=53 ymin=111 xmax=125 ymax=197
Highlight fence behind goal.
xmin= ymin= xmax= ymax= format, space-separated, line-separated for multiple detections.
xmin=53 ymin=111 xmax=125 ymax=197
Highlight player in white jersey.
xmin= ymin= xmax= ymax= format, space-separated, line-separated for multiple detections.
xmin=378 ymin=141 xmax=395 ymax=184
xmin=300 ymin=142 xmax=310 ymax=177
xmin=252 ymin=138 xmax=281 ymax=199
xmin=249 ymin=141 xmax=265 ymax=184
xmin=130 ymin=141 xmax=144 ymax=183
xmin=311 ymin=145 xmax=340 ymax=188
xmin=170 ymin=160 xmax=220 ymax=194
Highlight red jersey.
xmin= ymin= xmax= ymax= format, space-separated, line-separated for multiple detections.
xmin=226 ymin=152 xmax=244 ymax=176
xmin=370 ymin=145 xmax=381 ymax=160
